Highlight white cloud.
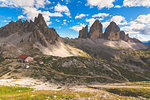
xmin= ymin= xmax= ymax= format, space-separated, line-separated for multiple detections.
xmin=3 ymin=20 xmax=9 ymax=22
xmin=102 ymin=16 xmax=127 ymax=28
xmin=18 ymin=15 xmax=25 ymax=19
xmin=86 ymin=18 xmax=96 ymax=27
xmin=0 ymin=0 xmax=52 ymax=25
xmin=135 ymin=14 xmax=150 ymax=24
xmin=133 ymin=34 xmax=150 ymax=41
xmin=49 ymin=12 xmax=63 ymax=17
xmin=87 ymin=0 xmax=115 ymax=10
xmin=86 ymin=18 xmax=103 ymax=27
xmin=62 ymin=21 xmax=67 ymax=25
xmin=114 ymin=5 xmax=121 ymax=8
xmin=35 ymin=0 xmax=51 ymax=8
xmin=23 ymin=7 xmax=51 ymax=25
xmin=0 ymin=0 xmax=50 ymax=8
xmin=23 ymin=7 xmax=41 ymax=21
xmin=70 ymin=23 xmax=86 ymax=32
xmin=102 ymin=22 xmax=110 ymax=28
xmin=121 ymin=14 xmax=150 ymax=35
xmin=54 ymin=3 xmax=71 ymax=16
xmin=56 ymin=19 xmax=60 ymax=22
xmin=92 ymin=13 xmax=109 ymax=18
xmin=0 ymin=0 xmax=34 ymax=7
xmin=123 ymin=0 xmax=150 ymax=7
xmin=111 ymin=16 xmax=127 ymax=25
xmin=75 ymin=14 xmax=88 ymax=19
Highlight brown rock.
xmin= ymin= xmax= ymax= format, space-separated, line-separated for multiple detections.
xmin=78 ymin=25 xmax=88 ymax=38
xmin=89 ymin=19 xmax=103 ymax=39
xmin=104 ymin=21 xmax=120 ymax=41
xmin=130 ymin=38 xmax=142 ymax=43
xmin=0 ymin=13 xmax=59 ymax=46
xmin=29 ymin=13 xmax=59 ymax=45
xmin=0 ymin=19 xmax=24 ymax=37
xmin=120 ymin=31 xmax=129 ymax=42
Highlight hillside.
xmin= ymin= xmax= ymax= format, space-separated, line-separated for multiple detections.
xmin=0 ymin=13 xmax=149 ymax=86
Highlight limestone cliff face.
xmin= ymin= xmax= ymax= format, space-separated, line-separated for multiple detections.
xmin=0 ymin=13 xmax=59 ymax=46
xmin=78 ymin=20 xmax=141 ymax=43
xmin=120 ymin=31 xmax=129 ymax=42
xmin=29 ymin=14 xmax=59 ymax=46
xmin=89 ymin=20 xmax=103 ymax=39
xmin=78 ymin=25 xmax=88 ymax=38
xmin=104 ymin=21 xmax=120 ymax=41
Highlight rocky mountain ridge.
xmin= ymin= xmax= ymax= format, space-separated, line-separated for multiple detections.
xmin=79 ymin=20 xmax=141 ymax=43
xmin=0 ymin=13 xmax=149 ymax=85
xmin=0 ymin=13 xmax=59 ymax=46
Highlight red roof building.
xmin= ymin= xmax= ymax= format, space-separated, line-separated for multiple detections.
xmin=18 ymin=54 xmax=28 ymax=60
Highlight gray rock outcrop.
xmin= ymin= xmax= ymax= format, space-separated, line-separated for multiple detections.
xmin=78 ymin=25 xmax=88 ymax=38
xmin=0 ymin=13 xmax=59 ymax=46
xmin=120 ymin=31 xmax=129 ymax=42
xmin=89 ymin=19 xmax=103 ymax=39
xmin=104 ymin=21 xmax=120 ymax=41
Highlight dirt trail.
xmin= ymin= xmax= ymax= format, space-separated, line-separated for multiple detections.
xmin=87 ymin=85 xmax=150 ymax=89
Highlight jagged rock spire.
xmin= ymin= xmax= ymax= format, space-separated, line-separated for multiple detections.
xmin=0 ymin=13 xmax=59 ymax=46
xmin=104 ymin=21 xmax=120 ymax=41
xmin=120 ymin=31 xmax=129 ymax=42
xmin=78 ymin=25 xmax=88 ymax=38
xmin=89 ymin=19 xmax=103 ymax=39
xmin=34 ymin=13 xmax=47 ymax=27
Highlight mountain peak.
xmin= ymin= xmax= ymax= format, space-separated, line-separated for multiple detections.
xmin=34 ymin=13 xmax=47 ymax=27
xmin=89 ymin=19 xmax=103 ymax=39
xmin=104 ymin=21 xmax=120 ymax=40
xmin=110 ymin=21 xmax=116 ymax=25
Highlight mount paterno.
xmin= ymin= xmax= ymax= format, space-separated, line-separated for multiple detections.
xmin=0 ymin=14 xmax=148 ymax=58
xmin=0 ymin=14 xmax=89 ymax=57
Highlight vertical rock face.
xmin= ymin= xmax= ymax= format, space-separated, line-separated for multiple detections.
xmin=89 ymin=20 xmax=103 ymax=39
xmin=0 ymin=19 xmax=24 ymax=37
xmin=29 ymin=13 xmax=59 ymax=45
xmin=120 ymin=31 xmax=129 ymax=42
xmin=0 ymin=13 xmax=59 ymax=46
xmin=78 ymin=25 xmax=88 ymax=38
xmin=104 ymin=21 xmax=120 ymax=41
xmin=130 ymin=38 xmax=142 ymax=43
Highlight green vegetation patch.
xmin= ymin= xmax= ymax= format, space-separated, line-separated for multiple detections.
xmin=0 ymin=88 xmax=96 ymax=100
xmin=0 ymin=86 xmax=33 ymax=96
xmin=105 ymin=88 xmax=150 ymax=98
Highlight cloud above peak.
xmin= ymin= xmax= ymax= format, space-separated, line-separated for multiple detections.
xmin=121 ymin=14 xmax=150 ymax=35
xmin=54 ymin=3 xmax=71 ymax=17
xmin=0 ymin=0 xmax=50 ymax=8
xmin=111 ymin=16 xmax=127 ymax=25
xmin=0 ymin=0 xmax=71 ymax=25
xmin=75 ymin=14 xmax=88 ymax=19
xmin=87 ymin=0 xmax=115 ymax=10
xmin=123 ymin=0 xmax=150 ymax=7
xmin=0 ymin=0 xmax=52 ymax=25
xmin=92 ymin=13 xmax=109 ymax=18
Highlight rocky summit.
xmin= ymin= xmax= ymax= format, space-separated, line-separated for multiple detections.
xmin=120 ymin=31 xmax=130 ymax=42
xmin=79 ymin=20 xmax=103 ymax=39
xmin=0 ymin=13 xmax=149 ymax=87
xmin=88 ymin=19 xmax=103 ymax=39
xmin=78 ymin=20 xmax=142 ymax=43
xmin=79 ymin=25 xmax=88 ymax=38
xmin=104 ymin=21 xmax=120 ymax=41
xmin=0 ymin=13 xmax=59 ymax=46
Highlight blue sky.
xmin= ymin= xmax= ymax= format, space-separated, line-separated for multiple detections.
xmin=0 ymin=0 xmax=150 ymax=41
